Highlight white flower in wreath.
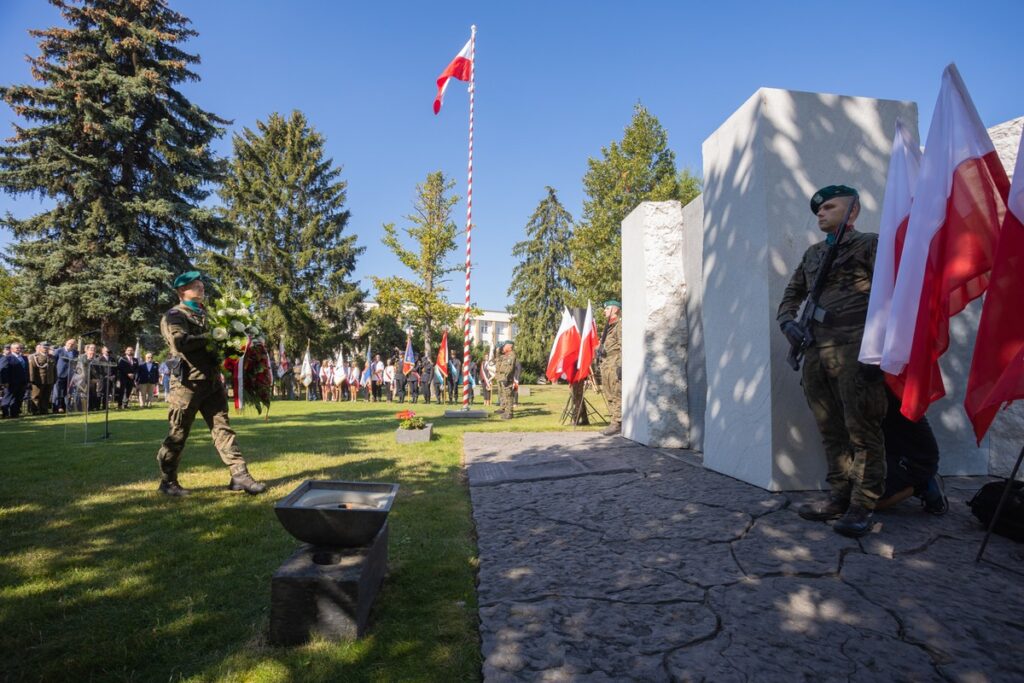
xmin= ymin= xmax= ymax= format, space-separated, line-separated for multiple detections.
xmin=212 ymin=327 xmax=229 ymax=341
xmin=231 ymin=320 xmax=247 ymax=333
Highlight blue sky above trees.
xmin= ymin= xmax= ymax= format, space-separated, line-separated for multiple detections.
xmin=2 ymin=0 xmax=1022 ymax=310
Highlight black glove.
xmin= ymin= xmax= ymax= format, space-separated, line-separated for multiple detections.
xmin=781 ymin=321 xmax=804 ymax=347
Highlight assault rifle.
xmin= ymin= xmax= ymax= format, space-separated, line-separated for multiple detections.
xmin=785 ymin=198 xmax=859 ymax=371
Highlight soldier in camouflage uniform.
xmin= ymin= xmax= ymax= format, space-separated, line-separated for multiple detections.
xmin=599 ymin=300 xmax=622 ymax=436
xmin=777 ymin=185 xmax=886 ymax=537
xmin=155 ymin=271 xmax=266 ymax=497
xmin=495 ymin=341 xmax=516 ymax=420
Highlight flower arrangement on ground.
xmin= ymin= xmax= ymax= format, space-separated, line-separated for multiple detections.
xmin=395 ymin=410 xmax=426 ymax=430
xmin=206 ymin=290 xmax=273 ymax=415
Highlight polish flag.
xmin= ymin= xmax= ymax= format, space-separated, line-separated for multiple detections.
xmin=576 ymin=302 xmax=600 ymax=382
xmin=433 ymin=38 xmax=472 ymax=115
xmin=880 ymin=64 xmax=1010 ymax=420
xmin=859 ymin=118 xmax=921 ymax=366
xmin=546 ymin=307 xmax=581 ymax=383
xmin=966 ymin=132 xmax=1024 ymax=443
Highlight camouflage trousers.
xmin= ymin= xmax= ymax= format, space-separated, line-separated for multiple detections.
xmin=802 ymin=342 xmax=887 ymax=509
xmin=499 ymin=382 xmax=515 ymax=418
xmin=600 ymin=357 xmax=621 ymax=423
xmin=156 ymin=377 xmax=246 ymax=480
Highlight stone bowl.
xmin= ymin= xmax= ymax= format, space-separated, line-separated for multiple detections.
xmin=275 ymin=480 xmax=399 ymax=547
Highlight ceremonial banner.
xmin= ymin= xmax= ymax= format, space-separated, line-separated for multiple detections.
xmin=333 ymin=348 xmax=346 ymax=386
xmin=880 ymin=64 xmax=1009 ymax=420
xmin=402 ymin=337 xmax=416 ymax=375
xmin=576 ymin=301 xmax=599 ymax=382
xmin=300 ymin=347 xmax=313 ymax=388
xmin=966 ymin=131 xmax=1024 ymax=442
xmin=545 ymin=307 xmax=580 ymax=383
xmin=435 ymin=330 xmax=450 ymax=383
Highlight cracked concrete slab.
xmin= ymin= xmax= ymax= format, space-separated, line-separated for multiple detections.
xmin=466 ymin=432 xmax=1024 ymax=682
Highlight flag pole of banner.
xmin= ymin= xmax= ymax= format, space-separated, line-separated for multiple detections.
xmin=433 ymin=25 xmax=477 ymax=410
xmin=966 ymin=131 xmax=1024 ymax=443
xmin=880 ymin=63 xmax=1009 ymax=420
xmin=576 ymin=301 xmax=599 ymax=382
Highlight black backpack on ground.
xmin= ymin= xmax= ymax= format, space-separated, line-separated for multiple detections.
xmin=968 ymin=480 xmax=1024 ymax=542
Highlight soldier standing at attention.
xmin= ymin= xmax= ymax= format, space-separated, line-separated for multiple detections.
xmin=155 ymin=271 xmax=266 ymax=497
xmin=495 ymin=340 xmax=517 ymax=420
xmin=598 ymin=300 xmax=623 ymax=436
xmin=777 ymin=185 xmax=886 ymax=538
xmin=28 ymin=342 xmax=56 ymax=415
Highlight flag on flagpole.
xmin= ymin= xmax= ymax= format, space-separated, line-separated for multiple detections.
xmin=333 ymin=348 xmax=346 ymax=386
xmin=860 ymin=118 xmax=922 ymax=365
xmin=435 ymin=330 xmax=450 ymax=383
xmin=135 ymin=337 xmax=142 ymax=360
xmin=545 ymin=307 xmax=581 ymax=383
xmin=361 ymin=341 xmax=373 ymax=386
xmin=576 ymin=302 xmax=600 ymax=382
xmin=965 ymin=131 xmax=1024 ymax=443
xmin=402 ymin=337 xmax=416 ymax=375
xmin=880 ymin=63 xmax=1009 ymax=420
xmin=433 ymin=37 xmax=473 ymax=114
xmin=300 ymin=345 xmax=313 ymax=387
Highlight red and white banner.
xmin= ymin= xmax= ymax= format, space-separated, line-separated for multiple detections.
xmin=433 ymin=37 xmax=472 ymax=115
xmin=576 ymin=302 xmax=599 ymax=382
xmin=966 ymin=131 xmax=1024 ymax=442
xmin=546 ymin=307 xmax=581 ymax=383
xmin=880 ymin=64 xmax=1009 ymax=420
xmin=859 ymin=118 xmax=921 ymax=365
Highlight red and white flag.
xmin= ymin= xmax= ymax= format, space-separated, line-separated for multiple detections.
xmin=433 ymin=37 xmax=472 ymax=115
xmin=576 ymin=302 xmax=600 ymax=382
xmin=965 ymin=132 xmax=1024 ymax=442
xmin=545 ymin=307 xmax=581 ymax=384
xmin=880 ymin=64 xmax=1009 ymax=420
xmin=859 ymin=118 xmax=921 ymax=365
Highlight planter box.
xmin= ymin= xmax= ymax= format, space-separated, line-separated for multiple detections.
xmin=395 ymin=423 xmax=433 ymax=443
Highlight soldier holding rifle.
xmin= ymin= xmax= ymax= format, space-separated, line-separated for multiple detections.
xmin=777 ymin=185 xmax=886 ymax=538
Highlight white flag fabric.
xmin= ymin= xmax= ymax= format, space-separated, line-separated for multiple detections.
xmin=333 ymin=348 xmax=346 ymax=386
xmin=300 ymin=348 xmax=313 ymax=387
xmin=859 ymin=118 xmax=921 ymax=365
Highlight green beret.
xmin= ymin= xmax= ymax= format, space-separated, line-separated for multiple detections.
xmin=810 ymin=185 xmax=859 ymax=214
xmin=602 ymin=299 xmax=621 ymax=309
xmin=172 ymin=271 xmax=201 ymax=289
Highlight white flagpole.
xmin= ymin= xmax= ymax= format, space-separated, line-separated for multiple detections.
xmin=460 ymin=24 xmax=476 ymax=410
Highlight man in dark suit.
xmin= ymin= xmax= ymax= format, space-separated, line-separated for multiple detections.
xmin=53 ymin=338 xmax=78 ymax=413
xmin=136 ymin=352 xmax=159 ymax=408
xmin=116 ymin=346 xmax=139 ymax=409
xmin=1 ymin=342 xmax=30 ymax=418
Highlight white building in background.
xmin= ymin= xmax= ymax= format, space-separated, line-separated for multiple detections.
xmin=362 ymin=301 xmax=515 ymax=348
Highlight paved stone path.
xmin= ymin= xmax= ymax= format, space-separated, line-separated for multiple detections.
xmin=464 ymin=432 xmax=1024 ymax=682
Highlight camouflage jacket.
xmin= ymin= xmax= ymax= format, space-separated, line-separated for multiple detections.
xmin=495 ymin=351 xmax=517 ymax=385
xmin=776 ymin=229 xmax=877 ymax=347
xmin=600 ymin=319 xmax=621 ymax=365
xmin=160 ymin=303 xmax=220 ymax=381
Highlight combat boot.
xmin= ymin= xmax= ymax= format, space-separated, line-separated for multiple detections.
xmin=833 ymin=504 xmax=874 ymax=538
xmin=921 ymin=473 xmax=948 ymax=515
xmin=228 ymin=466 xmax=267 ymax=495
xmin=798 ymin=495 xmax=848 ymax=521
xmin=158 ymin=478 xmax=191 ymax=497
xmin=601 ymin=421 xmax=621 ymax=436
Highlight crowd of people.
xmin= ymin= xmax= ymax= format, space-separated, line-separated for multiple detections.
xmin=1 ymin=339 xmax=167 ymax=419
xmin=272 ymin=346 xmax=521 ymax=410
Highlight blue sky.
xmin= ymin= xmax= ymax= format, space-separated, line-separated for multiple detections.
xmin=2 ymin=0 xmax=1022 ymax=310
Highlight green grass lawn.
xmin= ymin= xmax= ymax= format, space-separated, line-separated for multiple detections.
xmin=0 ymin=385 xmax=588 ymax=682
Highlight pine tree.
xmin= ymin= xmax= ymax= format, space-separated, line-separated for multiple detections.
xmin=371 ymin=171 xmax=461 ymax=359
xmin=569 ymin=104 xmax=701 ymax=305
xmin=507 ymin=187 xmax=574 ymax=374
xmin=219 ymin=111 xmax=364 ymax=357
xmin=0 ymin=0 xmax=232 ymax=348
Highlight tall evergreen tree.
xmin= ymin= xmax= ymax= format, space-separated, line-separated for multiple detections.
xmin=507 ymin=187 xmax=574 ymax=374
xmin=0 ymin=0 xmax=231 ymax=348
xmin=371 ymin=171 xmax=461 ymax=359
xmin=219 ymin=110 xmax=364 ymax=356
xmin=569 ymin=104 xmax=701 ymax=304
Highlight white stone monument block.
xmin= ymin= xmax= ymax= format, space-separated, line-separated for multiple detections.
xmin=701 ymin=88 xmax=919 ymax=491
xmin=621 ymin=201 xmax=691 ymax=448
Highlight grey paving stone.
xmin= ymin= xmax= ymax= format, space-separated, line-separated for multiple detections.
xmin=466 ymin=432 xmax=1024 ymax=683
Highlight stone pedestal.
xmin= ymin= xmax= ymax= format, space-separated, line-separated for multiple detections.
xmin=395 ymin=424 xmax=433 ymax=443
xmin=701 ymin=88 xmax=919 ymax=491
xmin=621 ymin=201 xmax=691 ymax=448
xmin=269 ymin=522 xmax=389 ymax=645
